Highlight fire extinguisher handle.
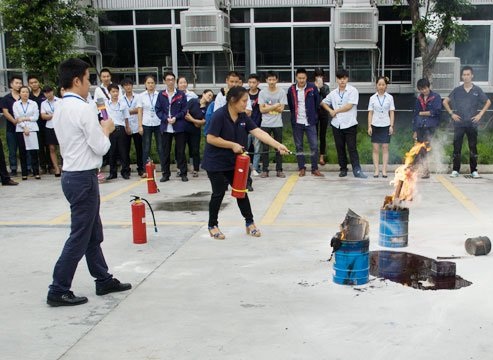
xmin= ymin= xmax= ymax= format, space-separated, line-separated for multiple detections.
xmin=130 ymin=195 xmax=141 ymax=202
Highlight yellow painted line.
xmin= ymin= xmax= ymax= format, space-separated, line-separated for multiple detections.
xmin=260 ymin=173 xmax=298 ymax=225
xmin=436 ymin=175 xmax=487 ymax=222
xmin=48 ymin=179 xmax=146 ymax=225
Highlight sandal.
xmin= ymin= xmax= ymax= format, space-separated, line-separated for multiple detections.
xmin=208 ymin=226 xmax=225 ymax=240
xmin=246 ymin=223 xmax=261 ymax=237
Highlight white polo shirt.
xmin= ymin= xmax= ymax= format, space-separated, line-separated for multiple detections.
xmin=137 ymin=90 xmax=160 ymax=127
xmin=121 ymin=93 xmax=139 ymax=133
xmin=40 ymin=97 xmax=61 ymax=129
xmin=106 ymin=99 xmax=130 ymax=127
xmin=323 ymin=84 xmax=359 ymax=129
xmin=53 ymin=92 xmax=110 ymax=171
xmin=368 ymin=92 xmax=395 ymax=127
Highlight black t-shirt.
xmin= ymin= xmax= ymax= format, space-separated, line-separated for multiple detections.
xmin=201 ymin=106 xmax=257 ymax=172
xmin=30 ymin=91 xmax=45 ymax=128
xmin=249 ymin=90 xmax=261 ymax=126
xmin=0 ymin=93 xmax=19 ymax=133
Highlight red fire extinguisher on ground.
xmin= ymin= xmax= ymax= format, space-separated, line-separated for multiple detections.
xmin=231 ymin=152 xmax=251 ymax=199
xmin=145 ymin=159 xmax=159 ymax=194
xmin=130 ymin=195 xmax=158 ymax=244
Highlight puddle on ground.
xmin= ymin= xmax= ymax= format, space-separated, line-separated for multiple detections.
xmin=154 ymin=196 xmax=227 ymax=212
xmin=183 ymin=191 xmax=211 ymax=198
xmin=370 ymin=251 xmax=472 ymax=290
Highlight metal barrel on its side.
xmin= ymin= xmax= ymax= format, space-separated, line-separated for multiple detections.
xmin=333 ymin=239 xmax=370 ymax=285
xmin=379 ymin=208 xmax=409 ymax=248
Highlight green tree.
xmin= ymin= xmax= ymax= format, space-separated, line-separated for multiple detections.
xmin=393 ymin=0 xmax=474 ymax=79
xmin=0 ymin=0 xmax=99 ymax=83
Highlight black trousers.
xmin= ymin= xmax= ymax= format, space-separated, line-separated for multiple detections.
xmin=16 ymin=132 xmax=39 ymax=176
xmin=185 ymin=126 xmax=202 ymax=172
xmin=453 ymin=126 xmax=478 ymax=173
xmin=331 ymin=124 xmax=361 ymax=173
xmin=37 ymin=122 xmax=50 ymax=170
xmin=108 ymin=126 xmax=131 ymax=177
xmin=162 ymin=131 xmax=187 ymax=177
xmin=261 ymin=126 xmax=283 ymax=172
xmin=207 ymin=170 xmax=254 ymax=228
xmin=0 ymin=138 xmax=12 ymax=183
xmin=318 ymin=113 xmax=330 ymax=156
xmin=49 ymin=170 xmax=112 ymax=295
xmin=130 ymin=133 xmax=144 ymax=174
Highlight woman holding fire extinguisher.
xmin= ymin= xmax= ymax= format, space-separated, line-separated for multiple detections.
xmin=202 ymin=86 xmax=290 ymax=240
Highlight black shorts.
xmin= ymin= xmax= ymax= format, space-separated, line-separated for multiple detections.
xmin=371 ymin=125 xmax=390 ymax=144
xmin=45 ymin=128 xmax=59 ymax=145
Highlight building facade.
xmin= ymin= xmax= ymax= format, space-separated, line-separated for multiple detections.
xmin=1 ymin=0 xmax=492 ymax=94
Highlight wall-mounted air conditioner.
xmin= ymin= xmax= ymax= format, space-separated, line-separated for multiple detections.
xmin=414 ymin=57 xmax=460 ymax=93
xmin=180 ymin=11 xmax=230 ymax=52
xmin=334 ymin=7 xmax=378 ymax=49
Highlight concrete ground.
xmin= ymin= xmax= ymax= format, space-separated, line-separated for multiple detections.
xmin=0 ymin=164 xmax=492 ymax=360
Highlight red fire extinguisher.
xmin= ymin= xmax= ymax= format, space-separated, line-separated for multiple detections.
xmin=130 ymin=195 xmax=158 ymax=244
xmin=145 ymin=158 xmax=159 ymax=194
xmin=231 ymin=152 xmax=251 ymax=199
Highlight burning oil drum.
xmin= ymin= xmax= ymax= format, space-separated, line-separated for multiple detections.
xmin=379 ymin=208 xmax=409 ymax=248
xmin=333 ymin=239 xmax=370 ymax=285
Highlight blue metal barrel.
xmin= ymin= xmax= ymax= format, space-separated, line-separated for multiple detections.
xmin=379 ymin=209 xmax=409 ymax=248
xmin=333 ymin=239 xmax=369 ymax=285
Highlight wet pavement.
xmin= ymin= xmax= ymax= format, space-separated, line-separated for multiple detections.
xmin=1 ymin=165 xmax=492 ymax=359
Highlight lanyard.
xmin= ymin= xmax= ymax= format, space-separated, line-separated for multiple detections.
xmin=63 ymin=94 xmax=87 ymax=103
xmin=148 ymin=92 xmax=156 ymax=111
xmin=47 ymin=100 xmax=55 ymax=113
xmin=377 ymin=94 xmax=386 ymax=111
xmin=124 ymin=95 xmax=134 ymax=109
xmin=108 ymin=101 xmax=121 ymax=112
xmin=338 ymin=90 xmax=345 ymax=101
xmin=20 ymin=101 xmax=29 ymax=115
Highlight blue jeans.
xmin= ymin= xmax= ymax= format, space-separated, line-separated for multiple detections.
xmin=49 ymin=170 xmax=112 ymax=295
xmin=292 ymin=123 xmax=319 ymax=171
xmin=142 ymin=125 xmax=164 ymax=171
xmin=247 ymin=134 xmax=261 ymax=172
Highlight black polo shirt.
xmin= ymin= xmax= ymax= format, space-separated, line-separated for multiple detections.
xmin=30 ymin=91 xmax=45 ymax=128
xmin=0 ymin=93 xmax=18 ymax=133
xmin=448 ymin=84 xmax=489 ymax=128
xmin=201 ymin=106 xmax=257 ymax=172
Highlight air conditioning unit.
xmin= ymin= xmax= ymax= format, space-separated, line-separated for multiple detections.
xmin=334 ymin=7 xmax=378 ymax=49
xmin=414 ymin=57 xmax=460 ymax=92
xmin=180 ymin=11 xmax=230 ymax=52
xmin=74 ymin=32 xmax=97 ymax=53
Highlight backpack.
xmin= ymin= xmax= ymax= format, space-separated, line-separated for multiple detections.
xmin=203 ymin=100 xmax=215 ymax=136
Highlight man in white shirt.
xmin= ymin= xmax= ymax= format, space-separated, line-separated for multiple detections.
xmin=93 ymin=68 xmax=123 ymax=101
xmin=213 ymin=71 xmax=252 ymax=114
xmin=121 ymin=78 xmax=143 ymax=176
xmin=47 ymin=58 xmax=131 ymax=307
xmin=322 ymin=69 xmax=366 ymax=178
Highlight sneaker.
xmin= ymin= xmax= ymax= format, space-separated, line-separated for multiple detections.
xmin=471 ymin=171 xmax=481 ymax=179
xmin=339 ymin=170 xmax=348 ymax=177
xmin=252 ymin=169 xmax=259 ymax=177
xmin=354 ymin=170 xmax=367 ymax=179
xmin=449 ymin=171 xmax=459 ymax=178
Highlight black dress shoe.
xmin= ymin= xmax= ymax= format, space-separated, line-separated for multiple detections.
xmin=10 ymin=170 xmax=17 ymax=177
xmin=247 ymin=184 xmax=254 ymax=192
xmin=181 ymin=175 xmax=189 ymax=182
xmin=339 ymin=170 xmax=348 ymax=177
xmin=122 ymin=174 xmax=130 ymax=180
xmin=160 ymin=176 xmax=170 ymax=182
xmin=106 ymin=174 xmax=117 ymax=180
xmin=47 ymin=291 xmax=88 ymax=307
xmin=96 ymin=278 xmax=132 ymax=296
xmin=2 ymin=179 xmax=18 ymax=186
xmin=354 ymin=170 xmax=368 ymax=179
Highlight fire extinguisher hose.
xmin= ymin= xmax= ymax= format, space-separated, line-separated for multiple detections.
xmin=130 ymin=195 xmax=158 ymax=233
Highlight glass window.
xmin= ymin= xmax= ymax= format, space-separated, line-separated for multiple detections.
xmin=293 ymin=7 xmax=331 ymax=22
xmin=336 ymin=50 xmax=373 ymax=82
xmin=175 ymin=9 xmax=185 ymax=24
xmin=137 ymin=30 xmax=172 ymax=78
xmin=294 ymin=27 xmax=330 ymax=69
xmin=455 ymin=25 xmax=490 ymax=81
xmin=461 ymin=5 xmax=493 ymax=20
xmin=100 ymin=31 xmax=135 ymax=68
xmin=230 ymin=28 xmax=250 ymax=79
xmin=230 ymin=8 xmax=251 ymax=23
xmin=378 ymin=6 xmax=410 ymax=21
xmin=136 ymin=10 xmax=171 ymax=25
xmin=99 ymin=11 xmax=133 ymax=26
xmin=255 ymin=8 xmax=290 ymax=22
xmin=256 ymin=28 xmax=292 ymax=82
xmin=177 ymin=31 xmax=213 ymax=83
xmin=383 ymin=24 xmax=412 ymax=83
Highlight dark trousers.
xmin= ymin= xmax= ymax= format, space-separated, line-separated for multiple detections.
xmin=453 ymin=126 xmax=478 ymax=173
xmin=108 ymin=126 xmax=131 ymax=177
xmin=261 ymin=126 xmax=283 ymax=172
xmin=185 ymin=126 xmax=202 ymax=172
xmin=49 ymin=170 xmax=112 ymax=295
xmin=6 ymin=131 xmax=18 ymax=171
xmin=0 ymin=138 xmax=12 ymax=183
xmin=142 ymin=125 xmax=164 ymax=171
xmin=332 ymin=124 xmax=361 ymax=173
xmin=16 ymin=132 xmax=39 ymax=176
xmin=206 ymin=170 xmax=254 ymax=228
xmin=130 ymin=133 xmax=144 ymax=174
xmin=38 ymin=123 xmax=50 ymax=170
xmin=318 ymin=114 xmax=329 ymax=155
xmin=162 ymin=132 xmax=187 ymax=177
xmin=292 ymin=123 xmax=319 ymax=171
